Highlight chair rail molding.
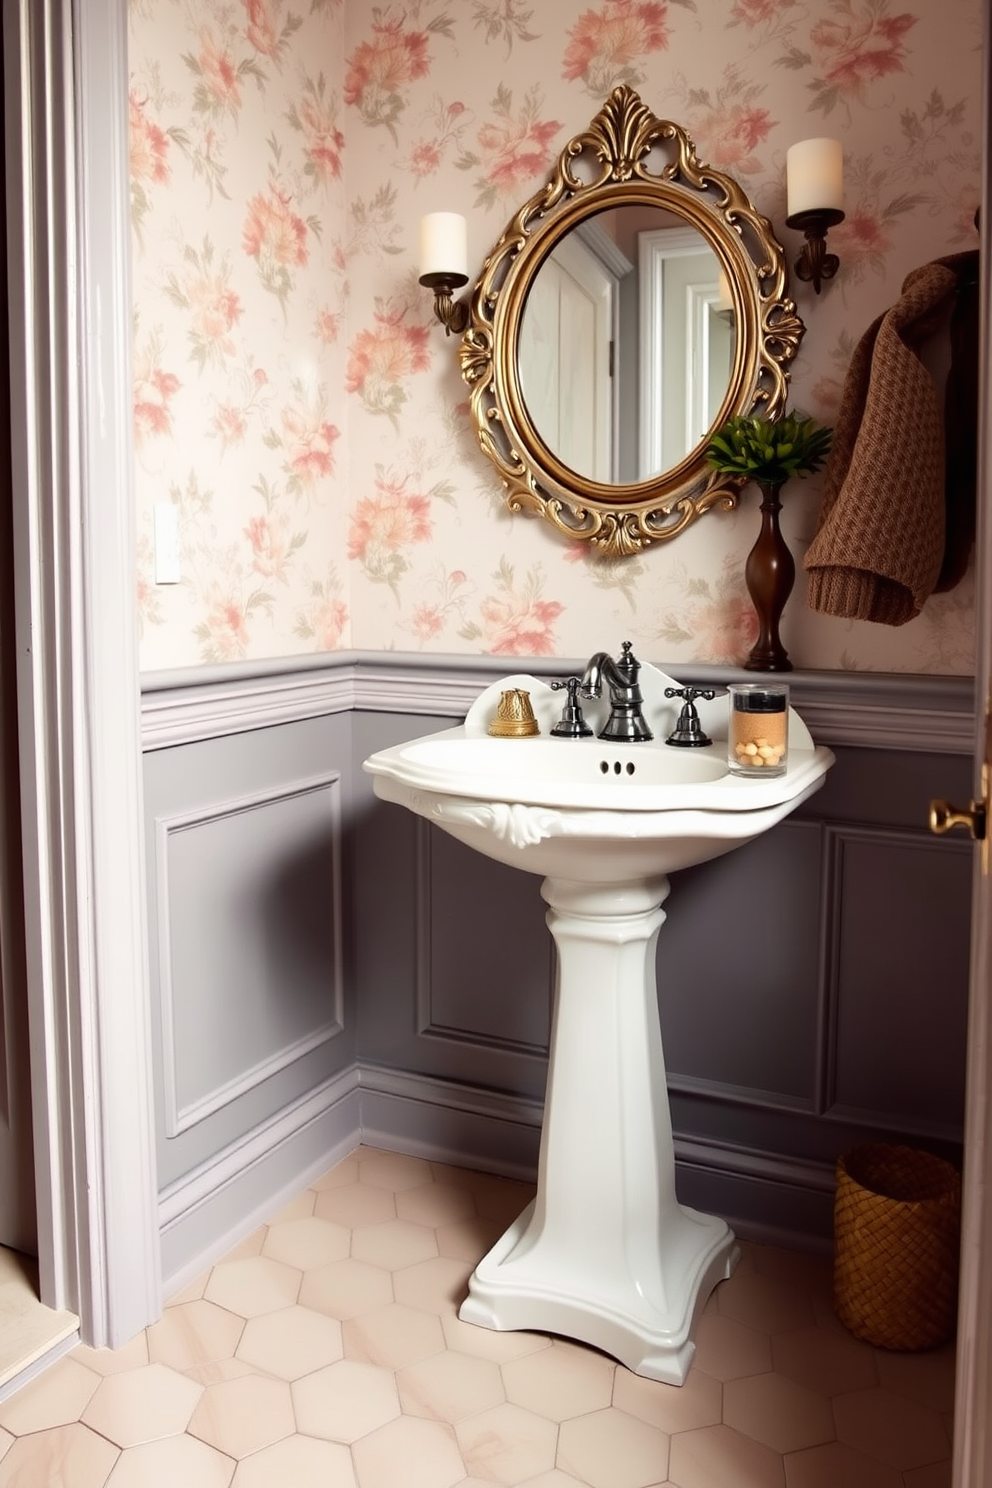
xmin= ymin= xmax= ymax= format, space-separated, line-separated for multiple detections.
xmin=141 ymin=653 xmax=976 ymax=756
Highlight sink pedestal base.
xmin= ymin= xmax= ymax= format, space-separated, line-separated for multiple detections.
xmin=459 ymin=874 xmax=739 ymax=1385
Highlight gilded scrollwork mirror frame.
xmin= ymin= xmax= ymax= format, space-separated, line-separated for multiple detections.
xmin=458 ymin=85 xmax=805 ymax=558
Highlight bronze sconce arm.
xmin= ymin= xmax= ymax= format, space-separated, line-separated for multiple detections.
xmin=785 ymin=207 xmax=845 ymax=295
xmin=419 ymin=270 xmax=470 ymax=336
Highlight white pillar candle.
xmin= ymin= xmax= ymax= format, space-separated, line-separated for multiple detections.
xmin=786 ymin=138 xmax=843 ymax=218
xmin=419 ymin=212 xmax=468 ymax=278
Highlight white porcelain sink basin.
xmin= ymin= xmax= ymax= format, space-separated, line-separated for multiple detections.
xmin=363 ymin=662 xmax=834 ymax=1384
xmin=365 ymin=666 xmax=833 ymax=881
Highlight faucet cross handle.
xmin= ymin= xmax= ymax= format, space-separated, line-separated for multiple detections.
xmin=551 ymin=677 xmax=594 ymax=738
xmin=664 ymin=686 xmax=719 ymax=748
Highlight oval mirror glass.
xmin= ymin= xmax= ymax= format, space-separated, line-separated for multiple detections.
xmin=517 ymin=205 xmax=735 ymax=485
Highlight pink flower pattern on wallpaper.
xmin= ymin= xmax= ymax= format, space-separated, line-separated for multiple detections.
xmin=133 ymin=334 xmax=181 ymax=447
xmin=184 ymin=27 xmax=256 ymax=120
xmin=210 ymin=363 xmax=270 ymax=451
xmin=129 ymin=0 xmax=980 ymax=675
xmin=164 ymin=239 xmax=243 ymax=369
xmin=648 ymin=556 xmax=759 ymax=664
xmin=347 ymin=470 xmax=433 ymax=590
xmin=277 ymin=391 xmax=341 ymax=496
xmin=288 ymin=75 xmax=346 ymax=189
xmin=562 ymin=0 xmax=671 ymax=94
xmin=346 ymin=297 xmax=430 ymax=420
xmin=458 ymin=86 xmax=562 ymax=210
xmin=806 ymin=1 xmax=916 ymax=113
xmin=681 ymin=68 xmax=776 ymax=174
xmin=295 ymin=569 xmax=349 ymax=648
xmin=344 ymin=11 xmax=452 ymax=136
xmin=405 ymin=98 xmax=468 ymax=180
xmin=409 ymin=569 xmax=470 ymax=642
xmin=242 ymin=187 xmax=314 ymax=306
xmin=129 ymin=90 xmax=175 ymax=240
xmin=196 ymin=583 xmax=268 ymax=662
xmin=460 ymin=560 xmax=564 ymax=656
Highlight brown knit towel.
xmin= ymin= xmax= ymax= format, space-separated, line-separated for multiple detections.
xmin=805 ymin=261 xmax=957 ymax=626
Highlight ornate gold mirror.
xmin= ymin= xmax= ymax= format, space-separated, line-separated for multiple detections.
xmin=458 ymin=86 xmax=805 ymax=558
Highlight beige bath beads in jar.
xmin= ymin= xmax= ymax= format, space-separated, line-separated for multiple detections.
xmin=728 ymin=684 xmax=789 ymax=778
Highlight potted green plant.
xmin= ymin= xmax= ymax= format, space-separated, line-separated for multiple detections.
xmin=706 ymin=412 xmax=832 ymax=671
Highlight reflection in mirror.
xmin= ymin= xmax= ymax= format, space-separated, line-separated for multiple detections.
xmin=518 ymin=208 xmax=736 ymax=487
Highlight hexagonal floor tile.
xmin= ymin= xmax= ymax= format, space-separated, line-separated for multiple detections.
xmin=353 ymin=1414 xmax=465 ymax=1488
xmin=231 ymin=1434 xmax=355 ymax=1488
xmin=833 ymin=1386 xmax=951 ymax=1472
xmin=299 ymin=1258 xmax=394 ymax=1320
xmin=236 ymin=1305 xmax=343 ymax=1379
xmin=397 ymin=1348 xmax=505 ymax=1422
xmin=723 ymin=1371 xmax=835 ymax=1455
xmin=784 ymin=1438 xmax=904 ymax=1488
xmin=691 ymin=1311 xmax=773 ymax=1382
xmin=502 ymin=1340 xmax=614 ymax=1422
xmin=0 ymin=1356 xmax=101 ymax=1436
xmin=343 ymin=1302 xmax=445 ymax=1370
xmin=668 ymin=1423 xmax=785 ymax=1488
xmin=187 ymin=1371 xmax=295 ymax=1458
xmin=356 ymin=1149 xmax=436 ymax=1193
xmin=105 ymin=1432 xmax=234 ymax=1488
xmin=261 ymin=1216 xmax=350 ymax=1272
xmin=392 ymin=1256 xmax=474 ymax=1315
xmin=454 ymin=1401 xmax=558 ymax=1485
xmin=203 ymin=1256 xmax=301 ymax=1319
xmin=395 ymin=1183 xmax=478 ymax=1229
xmin=717 ymin=1269 xmax=814 ymax=1335
xmin=81 ymin=1363 xmax=202 ymax=1448
xmin=351 ymin=1219 xmax=439 ymax=1271
xmin=557 ymin=1406 xmax=669 ymax=1488
xmin=293 ymin=1359 xmax=401 ymax=1444
xmin=0 ymin=1421 xmax=119 ymax=1487
xmin=613 ymin=1360 xmax=722 ymax=1435
xmin=771 ymin=1323 xmax=878 ymax=1397
xmin=313 ymin=1182 xmax=397 ymax=1229
xmin=436 ymin=1215 xmax=505 ymax=1263
xmin=146 ymin=1299 xmax=244 ymax=1374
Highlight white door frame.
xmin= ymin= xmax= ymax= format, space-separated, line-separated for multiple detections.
xmin=950 ymin=20 xmax=992 ymax=1479
xmin=4 ymin=0 xmax=159 ymax=1344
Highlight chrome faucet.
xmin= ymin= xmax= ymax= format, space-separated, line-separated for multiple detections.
xmin=580 ymin=641 xmax=653 ymax=742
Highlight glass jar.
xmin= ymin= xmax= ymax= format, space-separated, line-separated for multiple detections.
xmin=728 ymin=683 xmax=789 ymax=777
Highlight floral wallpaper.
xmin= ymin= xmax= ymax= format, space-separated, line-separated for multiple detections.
xmin=129 ymin=0 xmax=982 ymax=675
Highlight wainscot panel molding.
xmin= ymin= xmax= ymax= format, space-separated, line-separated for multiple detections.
xmin=158 ymin=1067 xmax=361 ymax=1297
xmin=141 ymin=653 xmax=977 ymax=754
xmin=154 ymin=773 xmax=345 ymax=1138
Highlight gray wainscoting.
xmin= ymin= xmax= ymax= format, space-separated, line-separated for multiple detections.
xmin=142 ymin=653 xmax=976 ymax=1287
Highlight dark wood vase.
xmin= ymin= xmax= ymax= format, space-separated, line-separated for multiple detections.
xmin=744 ymin=481 xmax=794 ymax=672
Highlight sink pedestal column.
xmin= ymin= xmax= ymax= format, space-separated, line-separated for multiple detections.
xmin=459 ymin=874 xmax=739 ymax=1385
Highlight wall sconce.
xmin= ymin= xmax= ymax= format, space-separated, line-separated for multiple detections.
xmin=785 ymin=138 xmax=844 ymax=294
xmin=419 ymin=212 xmax=470 ymax=335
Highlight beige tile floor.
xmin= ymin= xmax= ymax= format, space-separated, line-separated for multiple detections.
xmin=0 ymin=1146 xmax=955 ymax=1487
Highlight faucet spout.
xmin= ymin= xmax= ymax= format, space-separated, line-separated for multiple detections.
xmin=580 ymin=642 xmax=653 ymax=743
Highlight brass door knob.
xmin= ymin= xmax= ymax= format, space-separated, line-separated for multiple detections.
xmin=929 ymin=798 xmax=988 ymax=841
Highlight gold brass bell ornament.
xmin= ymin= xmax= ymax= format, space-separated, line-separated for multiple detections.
xmin=488 ymin=689 xmax=539 ymax=738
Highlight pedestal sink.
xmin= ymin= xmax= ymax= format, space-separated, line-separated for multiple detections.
xmin=364 ymin=663 xmax=834 ymax=1383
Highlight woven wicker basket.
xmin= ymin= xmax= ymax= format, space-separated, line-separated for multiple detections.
xmin=833 ymin=1144 xmax=961 ymax=1351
